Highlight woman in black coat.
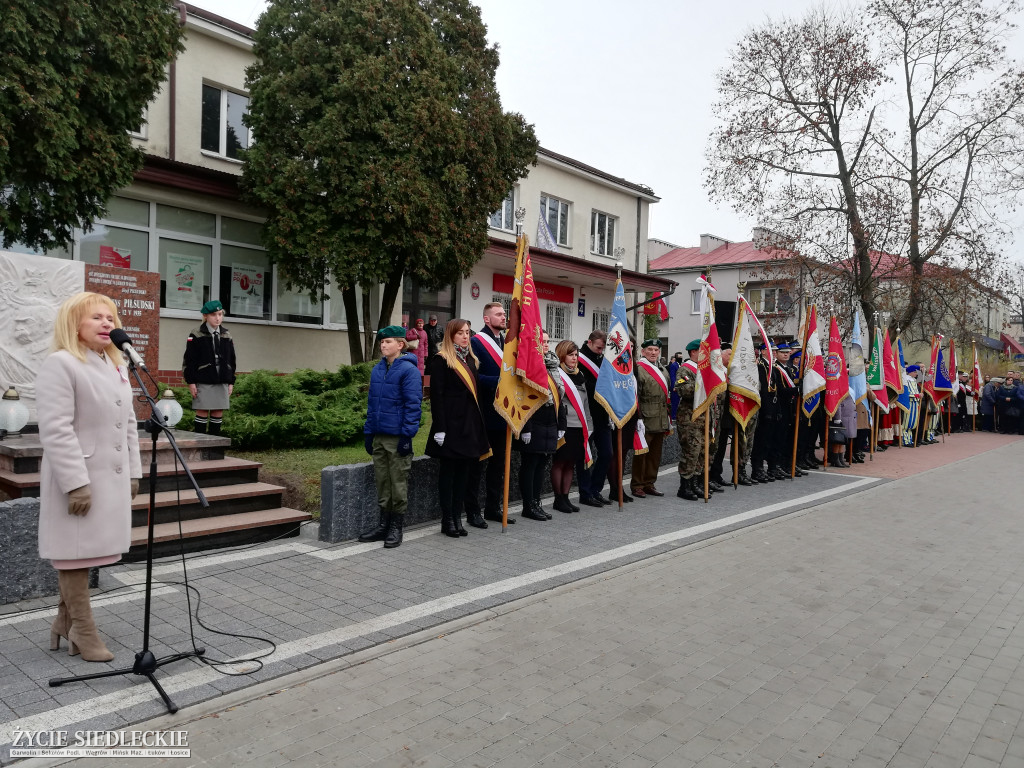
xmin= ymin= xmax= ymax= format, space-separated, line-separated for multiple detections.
xmin=426 ymin=319 xmax=491 ymax=537
xmin=514 ymin=331 xmax=567 ymax=520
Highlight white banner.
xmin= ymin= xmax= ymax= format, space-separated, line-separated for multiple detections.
xmin=165 ymin=253 xmax=205 ymax=310
xmin=230 ymin=263 xmax=264 ymax=316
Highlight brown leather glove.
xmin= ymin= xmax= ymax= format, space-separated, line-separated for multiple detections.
xmin=130 ymin=479 xmax=140 ymax=499
xmin=68 ymin=485 xmax=92 ymax=516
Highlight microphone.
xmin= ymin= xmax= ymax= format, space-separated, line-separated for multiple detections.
xmin=109 ymin=328 xmax=147 ymax=369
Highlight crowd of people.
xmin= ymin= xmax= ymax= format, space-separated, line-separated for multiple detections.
xmin=359 ymin=303 xmax=1024 ymax=549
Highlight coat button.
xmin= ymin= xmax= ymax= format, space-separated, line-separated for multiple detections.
xmin=116 ymin=422 xmax=123 ymax=429
xmin=115 ymin=444 xmax=122 ymax=451
xmin=116 ymin=467 xmax=123 ymax=474
xmin=116 ymin=399 xmax=122 ymax=406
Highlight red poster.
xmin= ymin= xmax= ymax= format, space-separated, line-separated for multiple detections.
xmin=492 ymin=273 xmax=573 ymax=303
xmin=99 ymin=245 xmax=131 ymax=269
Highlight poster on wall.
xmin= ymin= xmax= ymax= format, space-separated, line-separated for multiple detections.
xmin=99 ymin=245 xmax=131 ymax=269
xmin=231 ymin=264 xmax=264 ymax=316
xmin=165 ymin=252 xmax=205 ymax=310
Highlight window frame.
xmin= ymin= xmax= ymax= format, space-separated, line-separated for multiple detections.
xmin=590 ymin=210 xmax=617 ymax=256
xmin=545 ymin=303 xmax=569 ymax=341
xmin=592 ymin=309 xmax=610 ymax=333
xmin=690 ymin=289 xmax=701 ymax=315
xmin=488 ymin=188 xmax=516 ymax=232
xmin=200 ymin=83 xmax=251 ymax=161
xmin=539 ymin=194 xmax=570 ymax=247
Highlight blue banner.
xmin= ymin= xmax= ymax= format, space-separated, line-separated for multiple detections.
xmin=593 ymin=280 xmax=638 ymax=429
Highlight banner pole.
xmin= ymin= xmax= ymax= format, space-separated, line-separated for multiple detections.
xmin=824 ymin=423 xmax=829 ymax=471
xmin=703 ymin=409 xmax=710 ymax=502
xmin=733 ymin=422 xmax=739 ymax=488
xmin=870 ymin=402 xmax=876 ymax=461
xmin=617 ymin=428 xmax=624 ymax=509
xmin=501 ymin=426 xmax=512 ymax=533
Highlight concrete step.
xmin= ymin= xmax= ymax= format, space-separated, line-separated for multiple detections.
xmin=126 ymin=507 xmax=312 ymax=561
xmin=0 ymin=458 xmax=262 ymax=499
xmin=131 ymin=481 xmax=284 ymax=527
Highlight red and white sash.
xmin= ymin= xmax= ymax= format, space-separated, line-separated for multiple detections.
xmin=776 ymin=364 xmax=794 ymax=388
xmin=637 ymin=358 xmax=669 ymax=403
xmin=558 ymin=368 xmax=593 ymax=467
xmin=474 ymin=331 xmax=503 ymax=367
xmin=578 ymin=352 xmax=601 ymax=379
xmin=633 ymin=424 xmax=649 ymax=455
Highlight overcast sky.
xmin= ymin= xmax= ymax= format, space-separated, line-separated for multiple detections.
xmin=199 ymin=0 xmax=1024 ymax=256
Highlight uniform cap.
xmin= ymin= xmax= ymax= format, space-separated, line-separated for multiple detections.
xmin=642 ymin=338 xmax=663 ymax=348
xmin=201 ymin=300 xmax=224 ymax=315
xmin=685 ymin=339 xmax=701 ymax=352
xmin=378 ymin=325 xmax=407 ymax=340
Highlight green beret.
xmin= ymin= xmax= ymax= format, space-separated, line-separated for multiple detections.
xmin=642 ymin=338 xmax=662 ymax=348
xmin=201 ymin=300 xmax=224 ymax=315
xmin=378 ymin=325 xmax=407 ymax=340
xmin=685 ymin=339 xmax=701 ymax=352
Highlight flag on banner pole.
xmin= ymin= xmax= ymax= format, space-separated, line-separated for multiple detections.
xmin=883 ymin=329 xmax=901 ymax=396
xmin=593 ymin=280 xmax=638 ymax=428
xmin=642 ymin=292 xmax=670 ymax=321
xmin=971 ymin=341 xmax=983 ymax=394
xmin=949 ymin=338 xmax=960 ymax=397
xmin=866 ymin=326 xmax=890 ymax=414
xmin=824 ymin=316 xmax=850 ymax=417
xmin=895 ymin=336 xmax=911 ymax=413
xmin=692 ymin=275 xmax=728 ymax=421
xmin=849 ymin=309 xmax=868 ymax=406
xmin=801 ymin=304 xmax=827 ymax=417
xmin=727 ymin=297 xmax=762 ymax=428
xmin=536 ymin=206 xmax=559 ymax=251
xmin=494 ymin=233 xmax=549 ymax=437
xmin=933 ymin=344 xmax=953 ymax=403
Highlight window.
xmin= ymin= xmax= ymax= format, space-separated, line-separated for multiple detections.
xmin=590 ymin=211 xmax=617 ymax=256
xmin=746 ymin=287 xmax=791 ymax=315
xmin=691 ymin=289 xmax=701 ymax=314
xmin=201 ymin=84 xmax=250 ymax=159
xmin=489 ymin=189 xmax=515 ymax=231
xmin=492 ymin=293 xmax=512 ymax=320
xmin=540 ymin=194 xmax=569 ymax=246
xmin=546 ymin=303 xmax=569 ymax=340
xmin=129 ymin=109 xmax=148 ymax=140
xmin=593 ymin=310 xmax=610 ymax=333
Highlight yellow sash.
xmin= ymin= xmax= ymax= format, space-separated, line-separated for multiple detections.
xmin=548 ymin=373 xmax=566 ymax=450
xmin=452 ymin=358 xmax=492 ymax=461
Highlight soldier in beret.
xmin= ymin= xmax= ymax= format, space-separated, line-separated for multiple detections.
xmin=675 ymin=339 xmax=705 ymax=500
xmin=632 ymin=339 xmax=671 ymax=497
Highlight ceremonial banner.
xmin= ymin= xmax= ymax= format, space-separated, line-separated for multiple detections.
xmin=895 ymin=336 xmax=912 ymax=413
xmin=849 ymin=309 xmax=868 ymax=405
xmin=971 ymin=342 xmax=983 ymax=394
xmin=801 ymin=305 xmax=827 ymax=417
xmin=866 ymin=326 xmax=890 ymax=414
xmin=949 ymin=339 xmax=960 ymax=397
xmin=824 ymin=316 xmax=850 ymax=418
xmin=494 ymin=233 xmax=549 ymax=437
xmin=728 ymin=297 xmax=762 ymax=428
xmin=933 ymin=345 xmax=953 ymax=402
xmin=536 ymin=206 xmax=559 ymax=251
xmin=692 ymin=275 xmax=728 ymax=421
xmin=883 ymin=330 xmax=901 ymax=395
xmin=593 ymin=280 xmax=638 ymax=428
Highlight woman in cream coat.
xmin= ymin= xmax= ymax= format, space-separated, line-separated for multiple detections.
xmin=36 ymin=292 xmax=142 ymax=661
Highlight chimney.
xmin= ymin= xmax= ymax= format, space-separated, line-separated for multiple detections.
xmin=699 ymin=233 xmax=728 ymax=254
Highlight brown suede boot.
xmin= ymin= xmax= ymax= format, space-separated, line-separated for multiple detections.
xmin=61 ymin=569 xmax=114 ymax=662
xmin=50 ymin=582 xmax=69 ymax=651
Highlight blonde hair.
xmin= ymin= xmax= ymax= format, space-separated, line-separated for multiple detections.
xmin=438 ymin=319 xmax=478 ymax=370
xmin=52 ymin=292 xmax=125 ymax=366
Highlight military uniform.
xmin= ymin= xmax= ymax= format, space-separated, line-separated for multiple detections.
xmin=632 ymin=347 xmax=672 ymax=496
xmin=675 ymin=357 xmax=703 ymax=500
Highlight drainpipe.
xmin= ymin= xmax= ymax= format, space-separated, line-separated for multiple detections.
xmin=170 ymin=3 xmax=188 ymax=161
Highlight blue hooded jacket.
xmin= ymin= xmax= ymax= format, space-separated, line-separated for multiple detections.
xmin=364 ymin=352 xmax=422 ymax=438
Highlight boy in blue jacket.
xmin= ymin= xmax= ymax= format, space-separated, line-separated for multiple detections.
xmin=358 ymin=325 xmax=423 ymax=548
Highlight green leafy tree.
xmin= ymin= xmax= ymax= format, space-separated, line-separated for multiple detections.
xmin=0 ymin=0 xmax=184 ymax=250
xmin=244 ymin=0 xmax=538 ymax=361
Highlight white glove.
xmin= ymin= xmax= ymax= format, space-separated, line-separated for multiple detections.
xmin=521 ymin=432 xmax=532 ymax=445
xmin=557 ymin=430 xmax=565 ymax=439
xmin=636 ymin=419 xmax=646 ymax=436
xmin=434 ymin=432 xmax=446 ymax=446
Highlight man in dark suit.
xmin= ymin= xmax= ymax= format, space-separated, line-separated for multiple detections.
xmin=577 ymin=330 xmax=614 ymax=505
xmin=464 ymin=302 xmax=513 ymax=526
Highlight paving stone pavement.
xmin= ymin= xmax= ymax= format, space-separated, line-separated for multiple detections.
xmin=4 ymin=435 xmax=1023 ymax=766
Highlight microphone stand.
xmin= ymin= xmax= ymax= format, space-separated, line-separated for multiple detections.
xmin=49 ymin=358 xmax=208 ymax=714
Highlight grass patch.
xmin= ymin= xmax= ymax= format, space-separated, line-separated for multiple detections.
xmin=232 ymin=411 xmax=433 ymax=519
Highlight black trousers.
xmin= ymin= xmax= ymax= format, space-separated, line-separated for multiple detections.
xmin=465 ymin=428 xmax=507 ymax=515
xmin=519 ymin=452 xmax=548 ymax=505
xmin=711 ymin=410 xmax=735 ymax=479
xmin=438 ymin=458 xmax=470 ymax=519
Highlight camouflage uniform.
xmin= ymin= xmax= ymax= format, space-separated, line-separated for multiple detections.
xmin=675 ymin=361 xmax=718 ymax=480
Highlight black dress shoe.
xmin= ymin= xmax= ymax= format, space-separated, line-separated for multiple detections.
xmin=484 ymin=513 xmax=514 ymax=524
xmin=579 ymin=496 xmax=604 ymax=508
xmin=737 ymin=472 xmax=754 ymax=486
xmin=620 ymin=492 xmax=633 ymax=503
xmin=751 ymin=470 xmax=770 ymax=483
xmin=467 ymin=511 xmax=488 ymax=529
xmin=521 ymin=506 xmax=547 ymax=521
xmin=709 ymin=480 xmax=724 ymax=493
